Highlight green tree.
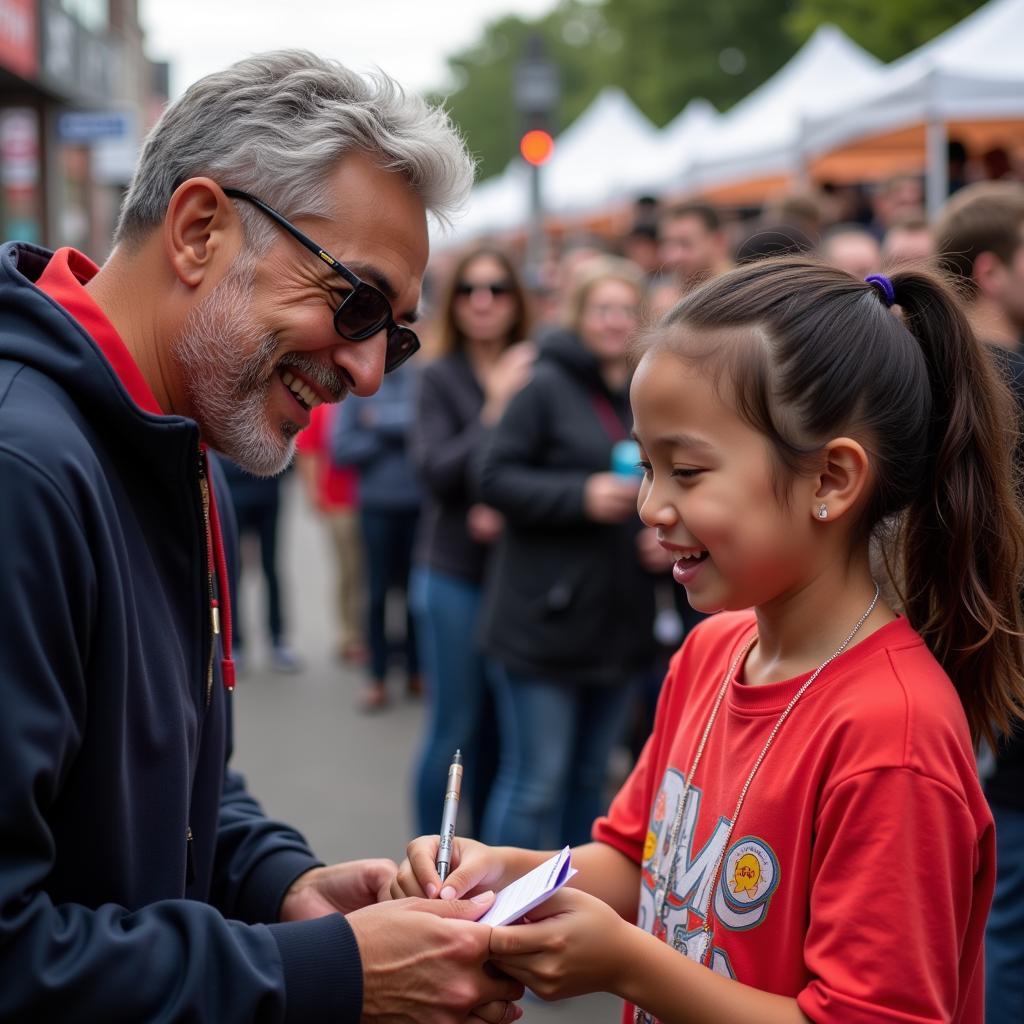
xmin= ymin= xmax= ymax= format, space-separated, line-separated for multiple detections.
xmin=602 ymin=0 xmax=797 ymax=124
xmin=786 ymin=0 xmax=986 ymax=61
xmin=432 ymin=2 xmax=625 ymax=182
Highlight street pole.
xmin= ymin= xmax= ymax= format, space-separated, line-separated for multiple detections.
xmin=514 ymin=34 xmax=559 ymax=284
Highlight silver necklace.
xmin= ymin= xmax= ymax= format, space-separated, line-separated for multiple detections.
xmin=635 ymin=584 xmax=881 ymax=1024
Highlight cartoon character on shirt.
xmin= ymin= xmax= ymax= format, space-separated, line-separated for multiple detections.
xmin=639 ymin=768 xmax=781 ymax=979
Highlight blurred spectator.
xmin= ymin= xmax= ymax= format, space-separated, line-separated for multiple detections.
xmin=477 ymin=257 xmax=659 ymax=849
xmin=820 ymin=223 xmax=882 ymax=279
xmin=764 ymin=191 xmax=826 ymax=246
xmin=820 ymin=181 xmax=874 ymax=227
xmin=948 ymin=138 xmax=969 ymax=194
xmin=735 ymin=222 xmax=815 ymax=264
xmin=621 ymin=223 xmax=661 ymax=278
xmin=934 ymin=181 xmax=1024 ymax=352
xmin=658 ymin=201 xmax=732 ymax=293
xmin=646 ymin=277 xmax=684 ymax=323
xmin=882 ymin=217 xmax=934 ymax=269
xmin=409 ymin=247 xmax=535 ymax=837
xmin=982 ymin=146 xmax=1015 ymax=182
xmin=295 ymin=405 xmax=367 ymax=666
xmin=871 ymin=174 xmax=925 ymax=238
xmin=219 ymin=458 xmax=302 ymax=673
xmin=333 ymin=361 xmax=422 ymax=710
xmin=631 ymin=194 xmax=661 ymax=231
xmin=935 ymin=180 xmax=1024 ymax=1023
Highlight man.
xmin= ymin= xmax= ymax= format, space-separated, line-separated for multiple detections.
xmin=935 ymin=181 xmax=1024 ymax=352
xmin=881 ymin=216 xmax=933 ymax=269
xmin=935 ymin=180 xmax=1024 ymax=1023
xmin=0 ymin=52 xmax=521 ymax=1024
xmin=820 ymin=223 xmax=882 ymax=280
xmin=657 ymin=201 xmax=732 ymax=294
xmin=870 ymin=173 xmax=925 ymax=238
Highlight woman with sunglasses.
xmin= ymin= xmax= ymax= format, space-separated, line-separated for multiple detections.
xmin=476 ymin=256 xmax=662 ymax=850
xmin=410 ymin=247 xmax=535 ymax=837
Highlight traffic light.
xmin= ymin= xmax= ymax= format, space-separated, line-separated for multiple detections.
xmin=520 ymin=128 xmax=555 ymax=167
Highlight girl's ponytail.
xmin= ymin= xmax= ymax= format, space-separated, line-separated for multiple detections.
xmin=891 ymin=268 xmax=1024 ymax=747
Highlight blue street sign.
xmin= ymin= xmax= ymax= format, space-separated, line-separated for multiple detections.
xmin=57 ymin=111 xmax=131 ymax=143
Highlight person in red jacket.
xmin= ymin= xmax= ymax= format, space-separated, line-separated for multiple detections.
xmin=296 ymin=403 xmax=368 ymax=666
xmin=394 ymin=259 xmax=1024 ymax=1023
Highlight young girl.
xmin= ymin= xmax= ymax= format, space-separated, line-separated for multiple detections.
xmin=393 ymin=259 xmax=1024 ymax=1023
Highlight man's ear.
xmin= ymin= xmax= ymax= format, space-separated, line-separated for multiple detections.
xmin=163 ymin=177 xmax=241 ymax=289
xmin=972 ymin=250 xmax=1005 ymax=302
xmin=809 ymin=437 xmax=871 ymax=524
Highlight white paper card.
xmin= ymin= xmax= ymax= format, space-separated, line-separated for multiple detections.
xmin=478 ymin=846 xmax=577 ymax=927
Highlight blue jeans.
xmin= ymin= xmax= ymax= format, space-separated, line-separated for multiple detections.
xmin=411 ymin=568 xmax=498 ymax=837
xmin=987 ymin=803 xmax=1024 ymax=1021
xmin=482 ymin=665 xmax=636 ymax=850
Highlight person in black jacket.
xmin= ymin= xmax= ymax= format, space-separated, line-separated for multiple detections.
xmin=409 ymin=247 xmax=535 ymax=836
xmin=0 ymin=51 xmax=521 ymax=1024
xmin=477 ymin=256 xmax=664 ymax=850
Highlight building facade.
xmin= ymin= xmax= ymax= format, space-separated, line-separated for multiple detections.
xmin=0 ymin=0 xmax=167 ymax=258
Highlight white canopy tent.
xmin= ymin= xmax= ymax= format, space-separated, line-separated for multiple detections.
xmin=438 ymin=86 xmax=662 ymax=247
xmin=439 ymin=161 xmax=530 ymax=248
xmin=620 ymin=98 xmax=719 ymax=195
xmin=683 ymin=25 xmax=885 ymax=196
xmin=803 ymin=0 xmax=1024 ymax=215
xmin=541 ymin=87 xmax=662 ymax=213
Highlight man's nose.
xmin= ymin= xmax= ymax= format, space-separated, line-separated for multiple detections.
xmin=333 ymin=329 xmax=388 ymax=397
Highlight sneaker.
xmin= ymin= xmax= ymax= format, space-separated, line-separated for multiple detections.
xmin=271 ymin=644 xmax=304 ymax=674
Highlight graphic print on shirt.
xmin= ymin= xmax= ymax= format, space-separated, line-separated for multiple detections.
xmin=638 ymin=768 xmax=781 ymax=978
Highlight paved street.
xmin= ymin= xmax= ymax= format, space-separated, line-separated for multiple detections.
xmin=230 ymin=472 xmax=621 ymax=1023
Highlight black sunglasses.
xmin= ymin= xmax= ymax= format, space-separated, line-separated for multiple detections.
xmin=455 ymin=280 xmax=514 ymax=299
xmin=223 ymin=188 xmax=419 ymax=373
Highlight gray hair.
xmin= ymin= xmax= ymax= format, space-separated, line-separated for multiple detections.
xmin=115 ymin=50 xmax=474 ymax=248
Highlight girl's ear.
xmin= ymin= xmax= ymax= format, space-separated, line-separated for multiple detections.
xmin=810 ymin=437 xmax=871 ymax=523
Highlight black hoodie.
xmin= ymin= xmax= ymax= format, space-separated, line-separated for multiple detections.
xmin=477 ymin=330 xmax=658 ymax=685
xmin=0 ymin=243 xmax=361 ymax=1022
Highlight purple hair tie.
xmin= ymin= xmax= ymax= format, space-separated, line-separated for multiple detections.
xmin=865 ymin=274 xmax=895 ymax=308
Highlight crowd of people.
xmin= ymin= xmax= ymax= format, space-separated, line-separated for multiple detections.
xmin=4 ymin=44 xmax=1024 ymax=1023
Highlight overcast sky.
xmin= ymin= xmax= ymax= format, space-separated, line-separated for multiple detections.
xmin=138 ymin=0 xmax=561 ymax=99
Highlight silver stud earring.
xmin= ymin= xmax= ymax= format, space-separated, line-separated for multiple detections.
xmin=817 ymin=503 xmax=828 ymax=520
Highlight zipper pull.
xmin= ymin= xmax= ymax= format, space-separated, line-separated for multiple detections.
xmin=185 ymin=825 xmax=196 ymax=885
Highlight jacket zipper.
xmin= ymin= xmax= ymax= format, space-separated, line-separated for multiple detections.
xmin=197 ymin=449 xmax=220 ymax=708
xmin=185 ymin=825 xmax=196 ymax=885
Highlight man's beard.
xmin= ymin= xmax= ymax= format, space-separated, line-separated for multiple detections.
xmin=170 ymin=260 xmax=346 ymax=477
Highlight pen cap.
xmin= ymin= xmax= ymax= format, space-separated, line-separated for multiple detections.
xmin=611 ymin=439 xmax=643 ymax=478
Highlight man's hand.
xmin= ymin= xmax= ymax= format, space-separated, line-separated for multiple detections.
xmin=347 ymin=893 xmax=524 ymax=1023
xmin=279 ymin=859 xmax=397 ymax=921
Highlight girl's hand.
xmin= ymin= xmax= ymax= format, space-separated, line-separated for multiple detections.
xmin=488 ymin=888 xmax=633 ymax=1001
xmin=391 ymin=835 xmax=510 ymax=901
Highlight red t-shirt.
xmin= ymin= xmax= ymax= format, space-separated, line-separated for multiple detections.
xmin=295 ymin=404 xmax=357 ymax=510
xmin=593 ymin=611 xmax=993 ymax=1024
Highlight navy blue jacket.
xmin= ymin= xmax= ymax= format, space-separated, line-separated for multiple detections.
xmin=0 ymin=243 xmax=361 ymax=1022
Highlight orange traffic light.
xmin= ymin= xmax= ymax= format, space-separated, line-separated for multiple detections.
xmin=520 ymin=129 xmax=554 ymax=166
